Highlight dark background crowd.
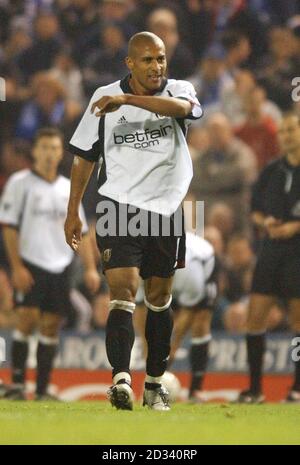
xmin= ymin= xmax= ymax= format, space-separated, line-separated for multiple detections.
xmin=0 ymin=0 xmax=300 ymax=334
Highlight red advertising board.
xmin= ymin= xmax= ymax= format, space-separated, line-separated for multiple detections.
xmin=0 ymin=369 xmax=293 ymax=402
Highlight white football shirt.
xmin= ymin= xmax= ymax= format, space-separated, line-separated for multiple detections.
xmin=0 ymin=169 xmax=88 ymax=273
xmin=69 ymin=75 xmax=202 ymax=216
xmin=171 ymin=232 xmax=215 ymax=306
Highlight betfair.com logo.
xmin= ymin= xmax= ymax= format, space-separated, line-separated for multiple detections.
xmin=0 ymin=77 xmax=6 ymax=101
xmin=113 ymin=124 xmax=173 ymax=149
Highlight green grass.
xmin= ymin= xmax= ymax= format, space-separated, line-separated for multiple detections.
xmin=0 ymin=401 xmax=299 ymax=445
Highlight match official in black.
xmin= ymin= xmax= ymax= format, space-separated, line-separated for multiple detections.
xmin=238 ymin=113 xmax=300 ymax=403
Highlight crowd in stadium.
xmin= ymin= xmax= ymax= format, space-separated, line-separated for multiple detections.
xmin=0 ymin=0 xmax=300 ymax=334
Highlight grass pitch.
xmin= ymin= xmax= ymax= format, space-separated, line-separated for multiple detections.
xmin=0 ymin=401 xmax=299 ymax=445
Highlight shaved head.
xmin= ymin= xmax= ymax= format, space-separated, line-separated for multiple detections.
xmin=128 ymin=31 xmax=165 ymax=58
xmin=126 ymin=31 xmax=167 ymax=94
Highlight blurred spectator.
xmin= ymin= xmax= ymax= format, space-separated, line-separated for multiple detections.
xmin=24 ymin=0 xmax=55 ymax=18
xmin=188 ymin=44 xmax=233 ymax=116
xmin=221 ymin=69 xmax=282 ymax=127
xmin=147 ymin=7 xmax=195 ymax=79
xmin=50 ymin=50 xmax=85 ymax=106
xmin=4 ymin=25 xmax=32 ymax=66
xmin=0 ymin=140 xmax=32 ymax=192
xmin=58 ymin=0 xmax=101 ymax=66
xmin=235 ymin=86 xmax=280 ymax=169
xmin=128 ymin=0 xmax=179 ymax=31
xmin=100 ymin=0 xmax=136 ymax=39
xmin=15 ymin=72 xmax=81 ymax=140
xmin=62 ymin=0 xmax=133 ymax=64
xmin=59 ymin=0 xmax=99 ymax=43
xmin=257 ymin=27 xmax=299 ymax=110
xmin=288 ymin=15 xmax=300 ymax=61
xmin=83 ymin=22 xmax=127 ymax=93
xmin=223 ymin=234 xmax=254 ymax=303
xmin=204 ymin=224 xmax=225 ymax=259
xmin=249 ymin=0 xmax=300 ymax=25
xmin=189 ymin=113 xmax=257 ymax=230
xmin=187 ymin=126 xmax=210 ymax=161
xmin=219 ymin=233 xmax=254 ymax=333
xmin=221 ymin=69 xmax=256 ymax=126
xmin=213 ymin=0 xmax=268 ymax=64
xmin=0 ymin=2 xmax=11 ymax=43
xmin=221 ymin=29 xmax=251 ymax=76
xmin=180 ymin=0 xmax=213 ymax=60
xmin=0 ymin=71 xmax=24 ymax=144
xmin=207 ymin=203 xmax=236 ymax=244
xmin=17 ymin=13 xmax=62 ymax=83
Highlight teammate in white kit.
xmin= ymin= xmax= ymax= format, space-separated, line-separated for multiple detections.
xmin=135 ymin=232 xmax=218 ymax=403
xmin=0 ymin=128 xmax=100 ymax=400
xmin=65 ymin=32 xmax=202 ymax=411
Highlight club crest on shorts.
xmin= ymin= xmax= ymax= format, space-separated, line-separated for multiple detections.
xmin=103 ymin=248 xmax=112 ymax=262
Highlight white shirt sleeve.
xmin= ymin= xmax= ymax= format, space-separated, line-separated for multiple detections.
xmin=69 ymin=89 xmax=103 ymax=162
xmin=170 ymin=80 xmax=203 ymax=120
xmin=0 ymin=175 xmax=25 ymax=228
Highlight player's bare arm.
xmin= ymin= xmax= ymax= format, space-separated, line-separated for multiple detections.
xmin=263 ymin=216 xmax=282 ymax=235
xmin=91 ymin=94 xmax=193 ymax=118
xmin=65 ymin=156 xmax=95 ymax=251
xmin=2 ymin=226 xmax=34 ymax=292
xmin=268 ymin=221 xmax=300 ymax=239
xmin=251 ymin=211 xmax=266 ymax=229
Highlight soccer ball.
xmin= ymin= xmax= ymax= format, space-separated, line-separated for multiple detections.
xmin=161 ymin=371 xmax=181 ymax=403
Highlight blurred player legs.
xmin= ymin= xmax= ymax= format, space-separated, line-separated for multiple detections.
xmin=134 ymin=233 xmax=218 ymax=403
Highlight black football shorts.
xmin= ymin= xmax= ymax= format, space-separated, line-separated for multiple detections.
xmin=95 ymin=195 xmax=186 ymax=280
xmin=14 ymin=260 xmax=71 ymax=315
xmin=251 ymin=239 xmax=300 ymax=299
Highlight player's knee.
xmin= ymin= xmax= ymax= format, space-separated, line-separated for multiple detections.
xmin=16 ymin=316 xmax=36 ymax=336
xmin=246 ymin=308 xmax=267 ymax=332
xmin=16 ymin=322 xmax=34 ymax=336
xmin=246 ymin=307 xmax=267 ymax=331
xmin=144 ymin=293 xmax=172 ymax=311
xmin=247 ymin=320 xmax=266 ymax=333
xmin=109 ymin=285 xmax=136 ymax=303
xmin=40 ymin=325 xmax=59 ymax=338
xmin=40 ymin=316 xmax=61 ymax=337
